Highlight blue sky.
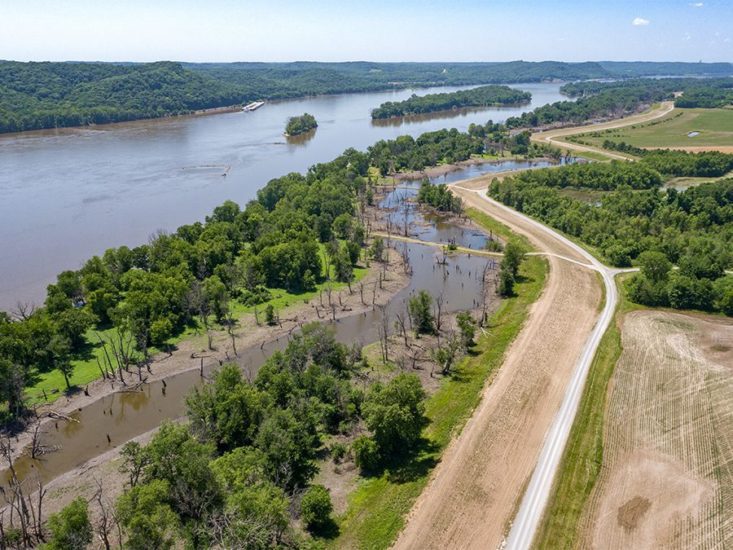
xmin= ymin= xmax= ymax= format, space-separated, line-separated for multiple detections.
xmin=1 ymin=0 xmax=731 ymax=62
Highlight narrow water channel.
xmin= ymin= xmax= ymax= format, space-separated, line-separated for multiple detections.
xmin=2 ymin=158 xmax=561 ymax=490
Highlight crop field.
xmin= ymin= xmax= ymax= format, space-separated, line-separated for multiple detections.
xmin=578 ymin=310 xmax=733 ymax=549
xmin=577 ymin=108 xmax=733 ymax=151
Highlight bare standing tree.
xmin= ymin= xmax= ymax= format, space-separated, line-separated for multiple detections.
xmin=224 ymin=310 xmax=238 ymax=357
xmin=480 ymin=261 xmax=492 ymax=326
xmin=12 ymin=302 xmax=36 ymax=321
xmin=394 ymin=312 xmax=410 ymax=348
xmin=433 ymin=293 xmax=445 ymax=333
xmin=376 ymin=305 xmax=390 ymax=363
xmin=398 ymin=191 xmax=412 ymax=237
xmin=0 ymin=437 xmax=47 ymax=546
xmin=358 ymin=281 xmax=366 ymax=306
xmin=92 ymin=478 xmax=122 ymax=550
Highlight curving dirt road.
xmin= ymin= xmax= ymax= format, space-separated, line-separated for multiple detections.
xmin=394 ymin=183 xmax=603 ymax=549
xmin=531 ymin=101 xmax=675 ymax=160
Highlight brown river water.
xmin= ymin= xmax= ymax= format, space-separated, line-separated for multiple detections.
xmin=0 ymin=82 xmax=567 ymax=311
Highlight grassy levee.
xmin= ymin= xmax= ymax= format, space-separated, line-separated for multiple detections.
xmin=331 ymin=211 xmax=547 ymax=549
xmin=532 ymin=276 xmax=640 ymax=549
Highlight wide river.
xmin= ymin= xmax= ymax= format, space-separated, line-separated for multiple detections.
xmin=0 ymin=82 xmax=567 ymax=311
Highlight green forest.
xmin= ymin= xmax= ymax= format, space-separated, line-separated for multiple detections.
xmin=601 ymin=144 xmax=733 ymax=177
xmin=0 ymin=61 xmax=244 ymax=133
xmin=371 ymin=85 xmax=530 ymax=119
xmin=0 ymin=147 xmax=376 ymax=424
xmin=505 ymin=77 xmax=733 ymax=129
xmin=285 ymin=113 xmax=318 ymax=136
xmin=489 ymin=165 xmax=733 ymax=315
xmin=1 ymin=60 xmax=731 ymax=133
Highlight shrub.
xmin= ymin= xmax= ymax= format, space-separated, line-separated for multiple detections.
xmin=44 ymin=497 xmax=92 ymax=550
xmin=300 ymin=485 xmax=333 ymax=532
xmin=352 ymin=435 xmax=381 ymax=472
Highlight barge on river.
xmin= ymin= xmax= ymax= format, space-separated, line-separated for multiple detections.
xmin=242 ymin=101 xmax=265 ymax=112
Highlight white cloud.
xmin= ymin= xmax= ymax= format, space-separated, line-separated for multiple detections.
xmin=632 ymin=17 xmax=650 ymax=26
xmin=690 ymin=2 xmax=704 ymax=7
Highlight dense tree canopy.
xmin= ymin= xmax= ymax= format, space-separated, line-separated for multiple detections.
xmin=490 ymin=170 xmax=733 ymax=314
xmin=371 ymin=85 xmax=530 ymax=119
xmin=3 ymin=61 xmax=731 ymax=133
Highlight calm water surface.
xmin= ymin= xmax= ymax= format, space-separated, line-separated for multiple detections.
xmin=0 ymin=82 xmax=567 ymax=310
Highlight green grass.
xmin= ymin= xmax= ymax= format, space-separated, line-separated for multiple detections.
xmin=577 ymin=108 xmax=733 ymax=149
xmin=26 ymin=248 xmax=368 ymax=404
xmin=533 ymin=276 xmax=641 ymax=549
xmin=570 ymin=149 xmax=618 ymax=162
xmin=331 ymin=248 xmax=548 ymax=549
xmin=465 ymin=207 xmax=534 ymax=251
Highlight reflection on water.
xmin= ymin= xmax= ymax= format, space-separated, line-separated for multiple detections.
xmin=285 ymin=128 xmax=317 ymax=145
xmin=370 ymin=106 xmax=506 ymax=128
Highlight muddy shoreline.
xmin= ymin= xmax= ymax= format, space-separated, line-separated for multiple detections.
xmin=3 ymin=248 xmax=409 ymax=473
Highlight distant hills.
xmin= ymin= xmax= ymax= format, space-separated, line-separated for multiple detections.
xmin=1 ymin=60 xmax=731 ymax=133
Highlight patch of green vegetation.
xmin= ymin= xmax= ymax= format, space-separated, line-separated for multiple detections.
xmin=26 ymin=255 xmax=368 ymax=405
xmin=578 ymin=108 xmax=733 ymax=149
xmin=533 ymin=275 xmax=640 ymax=549
xmin=663 ymin=172 xmax=733 ymax=190
xmin=557 ymin=188 xmax=607 ymax=204
xmin=465 ymin=207 xmax=534 ymax=250
xmin=332 ymin=252 xmax=548 ymax=549
xmin=571 ymin=149 xmax=618 ymax=162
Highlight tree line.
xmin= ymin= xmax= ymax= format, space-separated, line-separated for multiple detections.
xmin=0 ymin=148 xmax=375 ymax=424
xmin=600 ymin=142 xmax=733 ymax=177
xmin=370 ymin=85 xmax=531 ymax=119
xmin=505 ymin=77 xmax=733 ymax=130
xmin=3 ymin=60 xmax=731 ymax=134
xmin=489 ymin=167 xmax=733 ymax=315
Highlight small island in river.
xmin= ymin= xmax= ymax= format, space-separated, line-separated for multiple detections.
xmin=285 ymin=112 xmax=318 ymax=136
xmin=371 ymin=84 xmax=531 ymax=119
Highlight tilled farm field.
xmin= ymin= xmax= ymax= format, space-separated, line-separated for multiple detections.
xmin=581 ymin=310 xmax=733 ymax=549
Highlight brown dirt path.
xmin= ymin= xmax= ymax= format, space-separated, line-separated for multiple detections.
xmin=394 ymin=184 xmax=601 ymax=549
xmin=580 ymin=311 xmax=733 ymax=549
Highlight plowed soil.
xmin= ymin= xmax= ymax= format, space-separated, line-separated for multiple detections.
xmin=580 ymin=310 xmax=733 ymax=549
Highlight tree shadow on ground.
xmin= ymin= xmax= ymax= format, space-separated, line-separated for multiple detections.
xmin=359 ymin=436 xmax=439 ymax=485
xmin=312 ymin=517 xmax=340 ymax=540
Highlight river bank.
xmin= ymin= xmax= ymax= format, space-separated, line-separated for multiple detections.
xmin=3 ymin=248 xmax=409 ymax=478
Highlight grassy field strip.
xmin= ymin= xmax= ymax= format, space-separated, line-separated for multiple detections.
xmin=533 ymin=276 xmax=631 ymax=548
xmin=575 ymin=107 xmax=733 ymax=150
xmin=331 ymin=211 xmax=548 ymax=549
xmin=530 ymin=102 xmax=675 ymax=161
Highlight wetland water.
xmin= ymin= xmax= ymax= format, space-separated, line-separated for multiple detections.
xmin=0 ymin=82 xmax=568 ymax=310
xmin=5 ymin=159 xmax=560 ymax=489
